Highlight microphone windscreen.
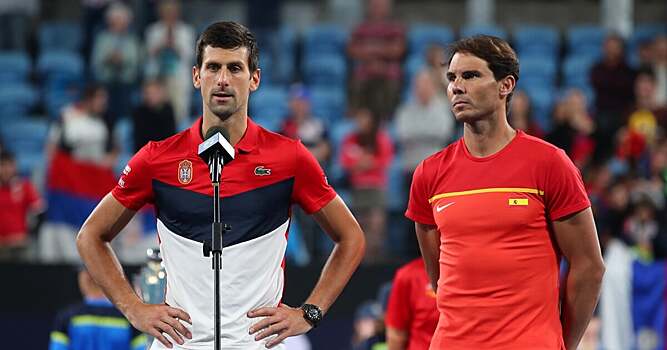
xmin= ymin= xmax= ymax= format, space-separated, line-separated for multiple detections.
xmin=204 ymin=127 xmax=230 ymax=142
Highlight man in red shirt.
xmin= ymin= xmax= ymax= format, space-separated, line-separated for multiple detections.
xmin=0 ymin=151 xmax=42 ymax=260
xmin=385 ymin=258 xmax=438 ymax=350
xmin=405 ymin=35 xmax=605 ymax=349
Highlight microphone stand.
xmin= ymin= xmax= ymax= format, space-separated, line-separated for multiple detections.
xmin=203 ymin=149 xmax=229 ymax=350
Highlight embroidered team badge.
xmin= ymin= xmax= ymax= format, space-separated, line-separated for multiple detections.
xmin=254 ymin=166 xmax=271 ymax=176
xmin=178 ymin=160 xmax=193 ymax=184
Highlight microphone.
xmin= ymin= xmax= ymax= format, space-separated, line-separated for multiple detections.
xmin=198 ymin=127 xmax=235 ymax=183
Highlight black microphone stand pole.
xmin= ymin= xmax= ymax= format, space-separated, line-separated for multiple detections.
xmin=204 ymin=149 xmax=229 ymax=350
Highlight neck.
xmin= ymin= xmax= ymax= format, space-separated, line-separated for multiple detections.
xmin=201 ymin=112 xmax=248 ymax=146
xmin=463 ymin=112 xmax=516 ymax=158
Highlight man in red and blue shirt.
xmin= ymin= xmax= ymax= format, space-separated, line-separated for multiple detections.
xmin=77 ymin=21 xmax=365 ymax=349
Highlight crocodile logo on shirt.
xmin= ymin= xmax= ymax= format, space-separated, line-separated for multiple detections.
xmin=254 ymin=166 xmax=271 ymax=176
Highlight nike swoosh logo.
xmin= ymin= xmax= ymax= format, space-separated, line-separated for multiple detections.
xmin=436 ymin=202 xmax=455 ymax=212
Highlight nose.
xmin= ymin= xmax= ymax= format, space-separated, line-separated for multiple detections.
xmin=216 ymin=68 xmax=230 ymax=86
xmin=449 ymin=77 xmax=465 ymax=95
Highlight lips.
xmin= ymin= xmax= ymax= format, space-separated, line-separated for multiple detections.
xmin=452 ymin=100 xmax=469 ymax=108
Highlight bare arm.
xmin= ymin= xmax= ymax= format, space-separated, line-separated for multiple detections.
xmin=249 ymin=195 xmax=366 ymax=347
xmin=77 ymin=193 xmax=192 ymax=348
xmin=415 ymin=222 xmax=440 ymax=291
xmin=387 ymin=327 xmax=409 ymax=350
xmin=552 ymin=207 xmax=605 ymax=350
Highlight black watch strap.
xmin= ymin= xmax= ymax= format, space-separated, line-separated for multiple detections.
xmin=300 ymin=303 xmax=323 ymax=328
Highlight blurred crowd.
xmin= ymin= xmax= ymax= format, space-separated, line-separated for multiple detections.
xmin=0 ymin=0 xmax=665 ymax=268
xmin=0 ymin=0 xmax=665 ymax=349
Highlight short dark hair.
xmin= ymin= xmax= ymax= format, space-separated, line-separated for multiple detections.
xmin=0 ymin=150 xmax=14 ymax=163
xmin=81 ymin=83 xmax=106 ymax=101
xmin=446 ymin=35 xmax=520 ymax=111
xmin=195 ymin=21 xmax=259 ymax=73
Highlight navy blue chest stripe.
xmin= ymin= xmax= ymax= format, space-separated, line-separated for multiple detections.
xmin=152 ymin=178 xmax=293 ymax=247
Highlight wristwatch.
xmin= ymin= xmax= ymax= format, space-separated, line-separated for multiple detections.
xmin=300 ymin=303 xmax=323 ymax=328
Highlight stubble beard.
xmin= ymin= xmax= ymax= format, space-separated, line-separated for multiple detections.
xmin=209 ymin=98 xmax=237 ymax=122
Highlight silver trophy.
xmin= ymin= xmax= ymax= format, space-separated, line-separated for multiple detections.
xmin=134 ymin=248 xmax=167 ymax=348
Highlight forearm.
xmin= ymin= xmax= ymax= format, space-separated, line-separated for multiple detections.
xmin=303 ymin=232 xmax=365 ymax=313
xmin=76 ymin=232 xmax=142 ymax=316
xmin=387 ymin=328 xmax=408 ymax=350
xmin=561 ymin=261 xmax=604 ymax=349
xmin=416 ymin=224 xmax=440 ymax=291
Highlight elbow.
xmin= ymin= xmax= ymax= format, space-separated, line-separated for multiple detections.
xmin=581 ymin=258 xmax=605 ymax=288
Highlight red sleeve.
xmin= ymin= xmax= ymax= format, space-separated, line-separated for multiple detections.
xmin=405 ymin=161 xmax=436 ymax=225
xmin=385 ymin=267 xmax=412 ymax=331
xmin=23 ymin=181 xmax=42 ymax=210
xmin=111 ymin=143 xmax=155 ymax=211
xmin=339 ymin=135 xmax=359 ymax=171
xmin=544 ymin=148 xmax=591 ymax=221
xmin=292 ymin=141 xmax=337 ymax=214
xmin=374 ymin=131 xmax=394 ymax=170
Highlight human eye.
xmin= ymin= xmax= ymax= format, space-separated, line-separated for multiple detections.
xmin=462 ymin=71 xmax=480 ymax=79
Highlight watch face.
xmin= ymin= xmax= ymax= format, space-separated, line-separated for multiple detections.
xmin=303 ymin=304 xmax=322 ymax=324
xmin=307 ymin=308 xmax=320 ymax=320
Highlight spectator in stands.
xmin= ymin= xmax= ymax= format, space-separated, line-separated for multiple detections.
xmin=47 ymin=84 xmax=116 ymax=167
xmin=280 ymin=84 xmax=331 ymax=166
xmin=131 ymin=78 xmax=177 ymax=153
xmin=547 ymin=89 xmax=596 ymax=168
xmin=0 ymin=0 xmax=37 ymax=51
xmin=144 ymin=0 xmax=195 ymax=124
xmin=347 ymin=0 xmax=406 ymax=119
xmin=424 ymin=43 xmax=447 ymax=93
xmin=48 ymin=268 xmax=146 ymax=350
xmin=39 ymin=85 xmax=117 ymax=263
xmin=650 ymin=35 xmax=667 ymax=107
xmin=0 ymin=151 xmax=42 ymax=261
xmin=352 ymin=283 xmax=391 ymax=350
xmin=590 ymin=34 xmax=637 ymax=160
xmin=385 ymin=256 xmax=438 ymax=350
xmin=623 ymin=197 xmax=659 ymax=262
xmin=395 ymin=70 xmax=453 ymax=205
xmin=91 ymin=1 xmax=140 ymax=128
xmin=508 ymin=90 xmax=545 ymax=139
xmin=279 ymin=84 xmax=332 ymax=259
xmin=81 ymin=0 xmax=112 ymax=69
xmin=351 ymin=300 xmax=383 ymax=350
xmin=340 ymin=107 xmax=394 ymax=263
xmin=625 ymin=67 xmax=667 ymax=152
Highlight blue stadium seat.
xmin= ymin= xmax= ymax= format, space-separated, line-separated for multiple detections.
xmin=567 ymin=25 xmax=606 ymax=58
xmin=0 ymin=51 xmax=31 ymax=83
xmin=1 ymin=118 xmax=50 ymax=155
xmin=513 ymin=25 xmax=560 ymax=57
xmin=249 ymin=86 xmax=289 ymax=131
xmin=43 ymin=89 xmax=78 ymax=119
xmin=518 ymin=54 xmax=558 ymax=88
xmin=523 ymin=86 xmax=556 ymax=132
xmin=562 ymin=54 xmax=597 ymax=90
xmin=402 ymin=55 xmax=426 ymax=102
xmin=310 ymin=86 xmax=346 ymax=124
xmin=0 ymin=84 xmax=38 ymax=116
xmin=257 ymin=27 xmax=297 ymax=85
xmin=303 ymin=25 xmax=348 ymax=58
xmin=627 ymin=23 xmax=667 ymax=67
xmin=303 ymin=54 xmax=347 ymax=89
xmin=114 ymin=118 xmax=134 ymax=155
xmin=386 ymin=157 xmax=404 ymax=211
xmin=38 ymin=21 xmax=82 ymax=52
xmin=408 ymin=24 xmax=455 ymax=57
xmin=37 ymin=50 xmax=84 ymax=80
xmin=0 ymin=117 xmax=50 ymax=175
xmin=460 ymin=24 xmax=508 ymax=40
